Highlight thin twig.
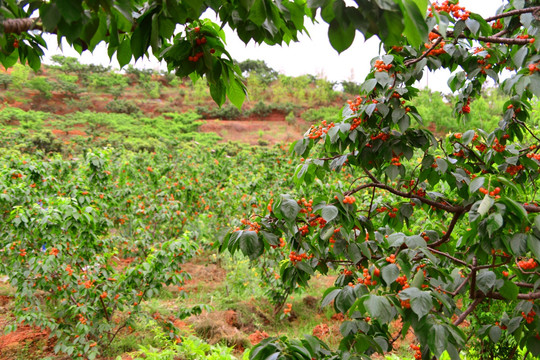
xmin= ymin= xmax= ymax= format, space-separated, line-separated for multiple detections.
xmin=485 ymin=6 xmax=540 ymax=22
xmin=345 ymin=182 xmax=464 ymax=213
xmin=428 ymin=247 xmax=468 ymax=266
xmin=404 ymin=36 xmax=444 ymax=67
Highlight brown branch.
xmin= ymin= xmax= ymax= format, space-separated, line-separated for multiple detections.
xmin=345 ymin=182 xmax=464 ymax=213
xmin=404 ymin=36 xmax=444 ymax=67
xmin=2 ymin=18 xmax=43 ymax=34
xmin=485 ymin=6 xmax=540 ymax=22
xmin=428 ymin=247 xmax=468 ymax=266
xmin=515 ymin=281 xmax=534 ymax=288
xmin=367 ymin=187 xmax=376 ymax=219
xmin=362 ymin=166 xmax=381 ymax=184
xmin=485 ymin=291 xmax=540 ymax=300
xmin=99 ymin=297 xmax=111 ymax=323
xmin=474 ymin=257 xmax=512 ymax=270
xmin=453 ymin=297 xmax=483 ymax=326
xmin=438 ymin=274 xmax=470 ymax=297
xmin=470 ymin=257 xmax=477 ymax=299
xmin=430 ymin=209 xmax=466 ymax=247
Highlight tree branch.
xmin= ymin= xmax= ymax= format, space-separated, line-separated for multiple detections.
xmin=345 ymin=182 xmax=464 ymax=213
xmin=404 ymin=36 xmax=444 ymax=67
xmin=453 ymin=297 xmax=483 ymax=326
xmin=428 ymin=247 xmax=468 ymax=266
xmin=2 ymin=18 xmax=43 ymax=34
xmin=485 ymin=6 xmax=540 ymax=22
xmin=430 ymin=209 xmax=466 ymax=247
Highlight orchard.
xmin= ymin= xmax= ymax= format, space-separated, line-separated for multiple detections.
xmin=1 ymin=0 xmax=540 ymax=359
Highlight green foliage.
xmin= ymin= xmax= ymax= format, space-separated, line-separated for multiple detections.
xmin=301 ymin=106 xmax=341 ymax=123
xmin=106 ymin=99 xmax=141 ymax=115
xmin=0 ymin=73 xmax=12 ymax=89
xmin=27 ymin=76 xmax=53 ymax=99
xmin=341 ymin=80 xmax=361 ymax=95
xmin=55 ymin=73 xmax=83 ymax=98
xmin=10 ymin=64 xmax=30 ymax=89
xmin=238 ymin=59 xmax=278 ymax=84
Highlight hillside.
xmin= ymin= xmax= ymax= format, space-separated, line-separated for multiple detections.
xmin=0 ymin=57 xmax=354 ymax=147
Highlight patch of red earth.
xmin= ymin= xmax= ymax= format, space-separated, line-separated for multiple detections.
xmin=248 ymin=330 xmax=269 ymax=345
xmin=199 ymin=118 xmax=307 ymax=146
xmin=0 ymin=295 xmax=13 ymax=306
xmin=51 ymin=128 xmax=88 ymax=137
xmin=0 ymin=325 xmax=51 ymax=352
xmin=312 ymin=323 xmax=330 ymax=339
xmin=181 ymin=262 xmax=226 ymax=293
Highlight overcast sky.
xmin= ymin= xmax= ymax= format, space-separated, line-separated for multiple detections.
xmin=43 ymin=0 xmax=506 ymax=93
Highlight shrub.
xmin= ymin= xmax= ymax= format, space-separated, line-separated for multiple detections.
xmin=106 ymin=99 xmax=141 ymax=115
xmin=0 ymin=73 xmax=12 ymax=89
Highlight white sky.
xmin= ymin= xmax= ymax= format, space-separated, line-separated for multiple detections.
xmin=43 ymin=0 xmax=506 ymax=93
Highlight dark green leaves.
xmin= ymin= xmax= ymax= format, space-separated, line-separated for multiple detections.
xmin=476 ymin=270 xmax=496 ymax=294
xmin=364 ymin=295 xmax=395 ymax=323
xmin=381 ymin=264 xmax=399 ymax=285
xmin=116 ymin=39 xmax=132 ymax=68
xmin=396 ymin=0 xmax=428 ymax=48
xmin=281 ymin=197 xmax=300 ymax=222
xmin=328 ymin=19 xmax=355 ymax=53
xmin=321 ymin=205 xmax=339 ymax=222
xmin=499 ymin=281 xmax=518 ymax=300
xmin=398 ymin=288 xmax=432 ymax=319
xmin=239 ymin=231 xmax=263 ymax=260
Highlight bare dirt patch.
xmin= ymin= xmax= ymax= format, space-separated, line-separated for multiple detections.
xmin=199 ymin=118 xmax=308 ymax=145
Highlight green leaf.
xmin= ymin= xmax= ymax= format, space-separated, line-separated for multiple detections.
xmin=527 ymin=234 xmax=540 ymax=261
xmin=513 ymin=47 xmax=528 ymax=69
xmin=321 ymin=287 xmax=340 ymax=308
xmin=385 ymin=165 xmax=399 ymax=180
xmin=476 ymin=270 xmax=496 ymax=294
xmin=364 ymin=295 xmax=395 ymax=323
xmin=499 ymin=281 xmax=518 ymax=300
xmin=239 ymin=231 xmax=263 ymax=260
xmin=435 ymin=158 xmax=448 ymax=173
xmin=321 ymin=205 xmax=339 ymax=222
xmin=488 ymin=325 xmax=502 ymax=343
xmin=381 ymin=264 xmax=399 ymax=285
xmin=428 ymin=324 xmax=448 ymax=357
xmin=335 ymin=286 xmax=356 ymax=313
xmin=461 ymin=130 xmax=475 ymax=145
xmin=56 ymin=0 xmax=84 ymax=24
xmin=399 ymin=287 xmax=432 ymax=319
xmin=465 ymin=18 xmax=479 ymax=35
xmin=469 ymin=176 xmax=485 ymax=194
xmin=361 ymin=79 xmax=377 ymax=94
xmin=535 ymin=215 xmax=540 ymax=231
xmin=328 ymin=19 xmax=355 ymax=54
xmin=210 ymin=81 xmax=226 ymax=107
xmin=227 ymin=78 xmax=246 ymax=109
xmin=477 ymin=194 xmax=494 ymax=216
xmin=510 ymin=233 xmax=527 ymax=256
xmin=40 ymin=3 xmax=62 ymax=30
xmin=400 ymin=0 xmax=429 ymax=48
xmin=116 ymin=38 xmax=132 ymax=68
xmin=281 ymin=198 xmax=300 ymax=222
xmin=486 ymin=213 xmax=504 ymax=236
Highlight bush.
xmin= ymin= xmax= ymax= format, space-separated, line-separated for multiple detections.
xmin=200 ymin=104 xmax=241 ymax=120
xmin=27 ymin=76 xmax=53 ymax=99
xmin=285 ymin=111 xmax=296 ymax=125
xmin=0 ymin=73 xmax=12 ymax=89
xmin=301 ymin=106 xmax=341 ymax=123
xmin=106 ymin=99 xmax=141 ymax=115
